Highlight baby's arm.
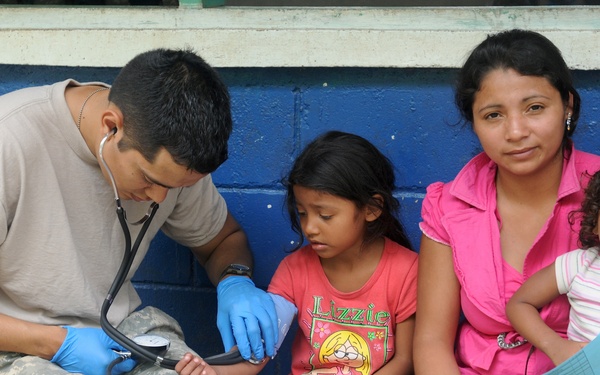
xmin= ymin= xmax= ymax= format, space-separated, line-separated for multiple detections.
xmin=506 ymin=262 xmax=584 ymax=365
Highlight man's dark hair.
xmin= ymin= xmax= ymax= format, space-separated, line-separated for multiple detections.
xmin=109 ymin=48 xmax=232 ymax=174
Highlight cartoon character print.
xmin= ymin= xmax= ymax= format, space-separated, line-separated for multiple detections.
xmin=303 ymin=330 xmax=371 ymax=375
xmin=298 ymin=297 xmax=393 ymax=374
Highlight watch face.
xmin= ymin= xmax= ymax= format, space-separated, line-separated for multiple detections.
xmin=220 ymin=264 xmax=252 ymax=279
xmin=133 ymin=334 xmax=170 ymax=356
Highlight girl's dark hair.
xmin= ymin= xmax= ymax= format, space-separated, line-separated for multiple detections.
xmin=571 ymin=170 xmax=600 ymax=249
xmin=283 ymin=130 xmax=413 ymax=251
xmin=455 ymin=29 xmax=579 ymax=143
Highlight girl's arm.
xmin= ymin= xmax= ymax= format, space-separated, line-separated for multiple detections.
xmin=506 ymin=263 xmax=585 ymax=366
xmin=176 ymin=353 xmax=269 ymax=375
xmin=176 ymin=292 xmax=297 ymax=375
xmin=413 ymin=235 xmax=461 ymax=375
xmin=373 ymin=315 xmax=415 ymax=375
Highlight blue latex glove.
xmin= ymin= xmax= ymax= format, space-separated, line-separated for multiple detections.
xmin=51 ymin=326 xmax=137 ymax=375
xmin=217 ymin=276 xmax=277 ymax=361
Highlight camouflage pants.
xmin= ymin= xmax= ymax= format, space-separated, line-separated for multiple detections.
xmin=0 ymin=306 xmax=198 ymax=374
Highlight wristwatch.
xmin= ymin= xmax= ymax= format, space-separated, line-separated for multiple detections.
xmin=220 ymin=263 xmax=253 ymax=279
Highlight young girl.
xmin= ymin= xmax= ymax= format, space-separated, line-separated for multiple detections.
xmin=507 ymin=169 xmax=600 ymax=369
xmin=269 ymin=130 xmax=418 ymax=375
xmin=176 ymin=130 xmax=418 ymax=375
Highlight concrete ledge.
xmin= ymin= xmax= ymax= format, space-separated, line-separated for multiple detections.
xmin=0 ymin=6 xmax=599 ymax=68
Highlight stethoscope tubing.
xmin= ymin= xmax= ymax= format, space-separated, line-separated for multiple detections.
xmin=101 ymin=203 xmax=246 ymax=368
xmin=98 ymin=129 xmax=245 ymax=370
xmin=101 ymin=202 xmax=180 ymax=369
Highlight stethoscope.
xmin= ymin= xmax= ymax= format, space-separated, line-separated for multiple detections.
xmin=97 ymin=128 xmax=247 ymax=372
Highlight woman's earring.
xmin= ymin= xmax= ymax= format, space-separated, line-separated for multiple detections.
xmin=566 ymin=113 xmax=572 ymax=133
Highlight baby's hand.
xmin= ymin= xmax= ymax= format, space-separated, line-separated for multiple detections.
xmin=550 ymin=340 xmax=587 ymax=366
xmin=175 ymin=352 xmax=218 ymax=375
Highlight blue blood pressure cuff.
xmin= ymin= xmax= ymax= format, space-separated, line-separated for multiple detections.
xmin=268 ymin=292 xmax=297 ymax=356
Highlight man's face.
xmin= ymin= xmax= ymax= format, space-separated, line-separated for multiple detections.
xmin=98 ymin=136 xmax=205 ymax=203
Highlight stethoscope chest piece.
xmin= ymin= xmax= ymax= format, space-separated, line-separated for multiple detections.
xmin=133 ymin=334 xmax=171 ymax=357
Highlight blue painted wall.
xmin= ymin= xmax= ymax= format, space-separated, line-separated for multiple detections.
xmin=2 ymin=65 xmax=600 ymax=374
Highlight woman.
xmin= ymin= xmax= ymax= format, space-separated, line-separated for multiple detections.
xmin=414 ymin=29 xmax=600 ymax=374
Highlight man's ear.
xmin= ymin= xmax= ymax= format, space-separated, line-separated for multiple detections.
xmin=365 ymin=194 xmax=383 ymax=222
xmin=100 ymin=104 xmax=124 ymax=137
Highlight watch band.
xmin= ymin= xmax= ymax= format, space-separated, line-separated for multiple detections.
xmin=219 ymin=263 xmax=253 ymax=279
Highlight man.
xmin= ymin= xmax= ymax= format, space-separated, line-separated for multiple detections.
xmin=0 ymin=48 xmax=276 ymax=374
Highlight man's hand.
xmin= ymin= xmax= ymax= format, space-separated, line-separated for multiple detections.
xmin=51 ymin=327 xmax=137 ymax=375
xmin=216 ymin=276 xmax=277 ymax=360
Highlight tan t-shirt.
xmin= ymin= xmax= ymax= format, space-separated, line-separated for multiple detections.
xmin=0 ymin=80 xmax=227 ymax=327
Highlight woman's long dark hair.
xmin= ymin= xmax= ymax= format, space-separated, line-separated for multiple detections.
xmin=283 ymin=131 xmax=413 ymax=251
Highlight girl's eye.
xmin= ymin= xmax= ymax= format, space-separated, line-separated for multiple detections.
xmin=529 ymin=104 xmax=544 ymax=112
xmin=320 ymin=215 xmax=332 ymax=220
xmin=297 ymin=210 xmax=306 ymax=217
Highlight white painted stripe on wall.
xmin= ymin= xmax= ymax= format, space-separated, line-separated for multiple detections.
xmin=0 ymin=6 xmax=598 ymax=69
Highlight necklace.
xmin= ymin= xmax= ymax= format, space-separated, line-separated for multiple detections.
xmin=77 ymin=87 xmax=109 ymax=130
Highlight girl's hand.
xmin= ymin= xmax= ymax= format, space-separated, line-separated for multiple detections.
xmin=175 ymin=353 xmax=219 ymax=375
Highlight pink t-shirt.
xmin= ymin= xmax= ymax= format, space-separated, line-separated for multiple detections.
xmin=420 ymin=147 xmax=600 ymax=374
xmin=268 ymin=238 xmax=418 ymax=375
